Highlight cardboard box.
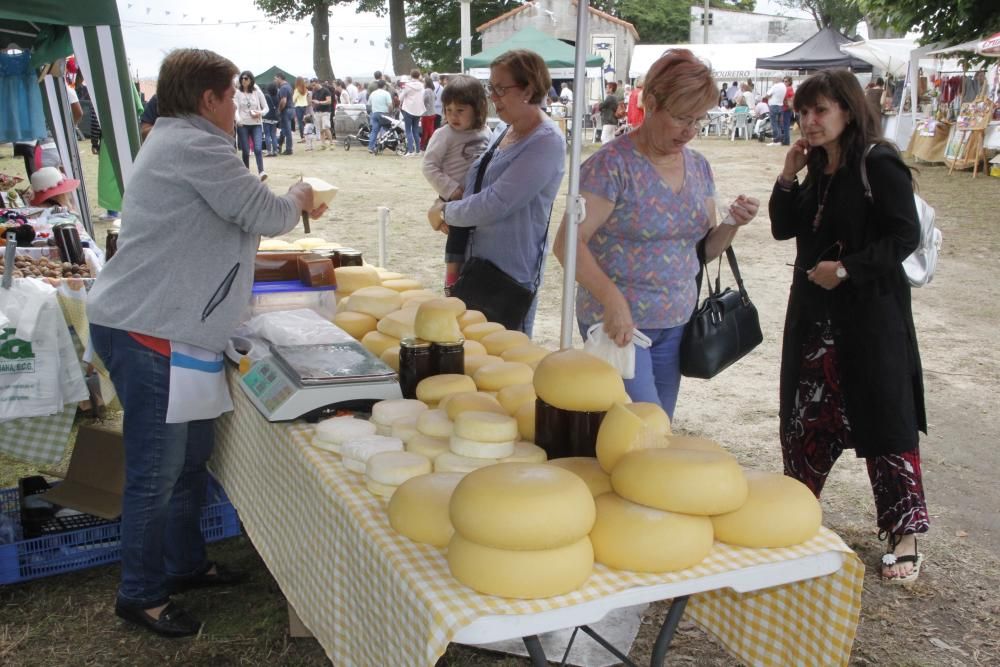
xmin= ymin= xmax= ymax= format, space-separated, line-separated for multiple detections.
xmin=38 ymin=424 xmax=124 ymax=520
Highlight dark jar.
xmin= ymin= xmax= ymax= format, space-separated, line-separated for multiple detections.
xmin=533 ymin=397 xmax=607 ymax=459
xmin=337 ymin=249 xmax=363 ymax=267
xmin=52 ymin=221 xmax=85 ymax=266
xmin=431 ymin=340 xmax=465 ymax=375
xmin=398 ymin=337 xmax=432 ymax=399
xmin=105 ymin=229 xmax=119 ymax=261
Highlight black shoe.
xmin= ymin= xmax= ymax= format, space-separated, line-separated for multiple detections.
xmin=169 ymin=561 xmax=247 ymax=593
xmin=282 ymin=150 xmax=293 ymax=156
xmin=115 ymin=600 xmax=202 ymax=638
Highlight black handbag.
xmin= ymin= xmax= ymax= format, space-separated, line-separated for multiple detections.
xmin=680 ymin=245 xmax=763 ymax=379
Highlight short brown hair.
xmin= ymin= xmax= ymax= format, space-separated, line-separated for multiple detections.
xmin=641 ymin=49 xmax=716 ymax=119
xmin=491 ymin=49 xmax=551 ymax=105
xmin=156 ymin=49 xmax=238 ymax=117
xmin=441 ymin=75 xmax=488 ymax=129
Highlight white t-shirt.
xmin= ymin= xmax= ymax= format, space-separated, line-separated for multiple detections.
xmin=560 ymin=87 xmax=573 ymax=104
xmin=369 ymin=88 xmax=393 ymax=114
xmin=755 ymin=101 xmax=770 ymax=116
xmin=767 ymin=82 xmax=787 ymax=106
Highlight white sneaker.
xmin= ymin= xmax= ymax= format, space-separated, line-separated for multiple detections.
xmin=767 ymin=142 xmax=782 ymax=147
xmin=259 ymin=172 xmax=268 ymax=182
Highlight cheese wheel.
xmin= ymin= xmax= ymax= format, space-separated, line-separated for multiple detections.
xmin=438 ymin=296 xmax=467 ymax=315
xmin=372 ymin=398 xmax=428 ymax=426
xmin=611 ymin=448 xmax=748 ymax=516
xmin=514 ymin=401 xmax=535 ymax=442
xmin=335 ymin=265 xmax=381 ymax=293
xmin=548 ymin=457 xmax=612 ymax=497
xmin=625 ymin=402 xmax=671 ymax=435
xmin=314 ymin=416 xmax=377 ymax=449
xmin=407 ymin=433 xmax=451 ymax=459
xmin=500 ymin=343 xmax=551 ymax=367
xmin=591 ymin=493 xmax=714 ymax=573
xmin=380 ymin=346 xmax=400 ymax=372
xmin=665 ymin=435 xmax=732 ymax=457
xmin=366 ymin=450 xmax=432 ymax=486
xmin=453 ymin=411 xmax=519 ymax=443
xmin=341 ymin=435 xmax=405 ymax=472
xmin=463 ymin=354 xmax=503 ymax=377
xmin=258 ymin=239 xmax=293 ymax=250
xmin=447 ymin=533 xmax=593 ymax=599
xmin=441 ymin=392 xmax=505 ymax=420
xmin=292 ymin=236 xmax=331 ymax=249
xmin=335 ymin=297 xmax=352 ymax=314
xmin=365 ymin=479 xmax=397 ymax=498
xmin=333 ymin=311 xmax=378 ymax=340
xmin=501 ymin=441 xmax=547 ymax=464
xmin=374 ymin=269 xmax=405 ymax=281
xmin=388 ymin=472 xmax=465 ymax=547
xmin=457 ymin=309 xmax=487 ymax=329
xmin=595 ymin=402 xmax=668 ymax=474
xmin=399 ymin=289 xmax=438 ymax=305
xmin=450 ymin=463 xmax=596 ymax=550
xmin=361 ymin=331 xmax=400 ymax=357
xmin=415 ymin=374 xmax=476 ymax=404
xmin=534 ymin=349 xmax=628 ymax=412
xmin=414 ymin=299 xmax=463 ymax=343
xmin=381 ymin=278 xmax=423 ymax=292
xmin=462 ymin=339 xmax=487 ymax=357
xmin=450 ymin=435 xmax=516 ymax=459
xmin=711 ymin=471 xmax=822 ymax=548
xmin=376 ymin=308 xmax=418 ymax=340
xmin=473 ymin=361 xmax=534 ymax=392
xmin=496 ymin=383 xmax=537 ymax=415
xmin=301 ymin=177 xmax=338 ymax=207
xmin=390 ymin=415 xmax=420 ymax=443
xmin=434 ymin=451 xmax=497 ymax=473
xmin=415 ymin=409 xmax=454 ymax=438
xmin=462 ymin=321 xmax=505 ymax=341
xmin=480 ymin=330 xmax=531 ymax=356
xmin=346 ymin=286 xmax=402 ymax=319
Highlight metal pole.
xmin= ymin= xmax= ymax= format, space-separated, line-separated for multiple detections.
xmin=376 ymin=206 xmax=389 ymax=267
xmin=703 ymin=0 xmax=710 ymax=44
xmin=559 ymin=0 xmax=591 ymax=349
xmin=460 ymin=0 xmax=472 ymax=72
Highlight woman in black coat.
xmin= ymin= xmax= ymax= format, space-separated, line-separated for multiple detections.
xmin=769 ymin=69 xmax=927 ymax=584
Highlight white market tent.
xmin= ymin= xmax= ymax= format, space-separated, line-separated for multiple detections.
xmin=629 ymin=43 xmax=800 ymax=81
xmin=840 ymin=38 xmax=964 ymax=78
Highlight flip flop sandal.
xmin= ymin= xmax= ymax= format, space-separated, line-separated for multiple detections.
xmin=880 ymin=534 xmax=924 ymax=585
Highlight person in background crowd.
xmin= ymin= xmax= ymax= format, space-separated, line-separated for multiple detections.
xmin=367 ymin=70 xmax=383 ymax=94
xmin=599 ymin=81 xmax=621 ymax=144
xmin=292 ymin=77 xmax=310 ymax=141
xmin=311 ymin=80 xmax=333 ymax=149
xmin=766 ymin=77 xmax=788 ymax=146
xmin=399 ymin=69 xmax=426 ymax=157
xmin=554 ymin=49 xmax=759 ymax=418
xmin=367 ymin=79 xmax=393 ymax=155
xmin=740 ymin=82 xmax=756 ymax=108
xmin=769 ymin=69 xmax=927 ymax=584
xmin=87 ymin=48 xmax=326 ymax=640
xmin=140 ymin=94 xmax=159 ymax=142
xmin=274 ymin=74 xmax=294 ymax=155
xmin=336 ymin=80 xmax=351 ymax=105
xmin=431 ymin=72 xmax=444 ymax=128
xmin=865 ymin=77 xmax=885 ymax=119
xmin=719 ymin=82 xmax=730 ymax=108
xmin=427 ymin=49 xmax=566 ymax=335
xmin=345 ymin=76 xmax=359 ymax=103
xmin=560 ymin=82 xmax=573 ymax=105
xmin=626 ymin=76 xmax=644 ymax=127
xmin=261 ymin=83 xmax=279 ymax=156
xmin=234 ymin=70 xmax=268 ymax=181
xmin=753 ymin=97 xmax=771 ymax=139
xmin=420 ymin=76 xmax=438 ymax=152
xmin=727 ymin=80 xmax=740 ymax=105
xmin=781 ymin=76 xmax=795 ymax=146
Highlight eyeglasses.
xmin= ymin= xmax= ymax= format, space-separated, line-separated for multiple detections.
xmin=666 ymin=112 xmax=705 ymax=131
xmin=787 ymin=241 xmax=843 ymax=273
xmin=240 ymin=76 xmax=250 ymax=80
xmin=485 ymin=81 xmax=522 ymax=97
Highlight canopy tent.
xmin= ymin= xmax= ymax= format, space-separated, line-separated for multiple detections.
xmin=928 ymin=31 xmax=1000 ymax=58
xmin=256 ymin=65 xmax=298 ymax=86
xmin=755 ymin=27 xmax=873 ymax=72
xmin=0 ymin=0 xmax=141 ymax=238
xmin=630 ymin=43 xmax=800 ymax=80
xmin=465 ymin=26 xmax=604 ymax=79
xmin=840 ymin=38 xmax=965 ymax=78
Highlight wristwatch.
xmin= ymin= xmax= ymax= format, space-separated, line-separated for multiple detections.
xmin=835 ymin=263 xmax=848 ymax=280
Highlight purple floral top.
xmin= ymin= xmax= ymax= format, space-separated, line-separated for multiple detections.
xmin=577 ymin=134 xmax=715 ymax=329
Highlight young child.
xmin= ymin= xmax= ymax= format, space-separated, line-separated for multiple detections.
xmin=421 ymin=75 xmax=491 ymax=292
xmin=303 ymin=115 xmax=318 ymax=150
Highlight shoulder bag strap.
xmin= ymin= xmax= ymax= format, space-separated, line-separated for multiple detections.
xmin=473 ymin=127 xmax=509 ymax=194
xmin=859 ymin=143 xmax=877 ymax=203
xmin=724 ymin=246 xmax=751 ymax=303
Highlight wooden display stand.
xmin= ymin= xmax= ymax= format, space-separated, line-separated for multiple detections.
xmin=945 ymin=98 xmax=994 ymax=178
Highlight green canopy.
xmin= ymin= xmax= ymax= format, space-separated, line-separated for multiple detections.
xmin=464 ymin=26 xmax=604 ymax=73
xmin=256 ymin=65 xmax=298 ymax=86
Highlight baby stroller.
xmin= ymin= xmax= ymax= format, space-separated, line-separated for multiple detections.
xmin=754 ymin=112 xmax=774 ymax=142
xmin=347 ymin=114 xmax=407 ymax=156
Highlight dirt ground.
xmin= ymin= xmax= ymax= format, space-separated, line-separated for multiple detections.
xmin=1 ymin=129 xmax=998 ymax=666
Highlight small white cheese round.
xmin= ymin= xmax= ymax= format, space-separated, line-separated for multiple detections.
xmin=415 ymin=409 xmax=453 ymax=438
xmin=449 ymin=435 xmax=516 ymax=459
xmin=434 ymin=451 xmax=497 ymax=473
xmin=407 ymin=433 xmax=451 ymax=459
xmin=453 ymin=410 xmax=519 ymax=443
xmin=365 ymin=450 xmax=432 ymax=486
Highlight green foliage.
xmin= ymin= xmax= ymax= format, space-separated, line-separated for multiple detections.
xmin=408 ymin=0 xmax=522 ymax=72
xmin=773 ymin=0 xmax=863 ymax=34
xmin=254 ymin=0 xmax=330 ymax=22
xmin=857 ymin=0 xmax=1000 ymax=52
xmin=616 ymin=0 xmax=692 ymax=43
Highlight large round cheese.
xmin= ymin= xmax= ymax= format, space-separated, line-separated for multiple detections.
xmin=366 ymin=450 xmax=432 ymax=486
xmin=361 ymin=331 xmax=400 ymax=357
xmin=334 ymin=265 xmax=381 ymax=293
xmin=496 ymin=383 xmax=537 ymax=415
xmin=407 ymin=433 xmax=451 ymax=459
xmin=590 ymin=493 xmax=714 ymax=573
xmin=547 ymin=457 xmax=612 ymax=497
xmin=415 ymin=374 xmax=477 ymax=405
xmin=414 ymin=299 xmax=463 ymax=343
xmin=449 ymin=435 xmax=516 ymax=459
xmin=457 ymin=309 xmax=487 ymax=329
xmin=376 ymin=308 xmax=418 ymax=340
xmin=625 ymin=402 xmax=671 ymax=435
xmin=399 ymin=289 xmax=438 ymax=305
xmin=595 ymin=402 xmax=668 ymax=473
xmin=462 ymin=339 xmax=487 ymax=357
xmin=441 ymin=392 xmax=505 ymax=420
xmin=371 ymin=398 xmax=427 ymax=427
xmin=450 ymin=463 xmax=596 ymax=550
xmin=515 ymin=401 xmax=535 ymax=442
xmin=463 ymin=354 xmax=503 ymax=377
xmin=346 ymin=286 xmax=402 ymax=319
xmin=473 ymin=361 xmax=534 ymax=392
xmin=533 ymin=349 xmax=628 ymax=412
xmin=258 ymin=239 xmax=293 ymax=250
xmin=333 ymin=311 xmax=378 ymax=340
xmin=611 ymin=449 xmax=748 ymax=516
xmin=374 ymin=268 xmax=405 ymax=281
xmin=453 ymin=411 xmax=519 ymax=443
xmin=462 ymin=321 xmax=505 ymax=341
xmin=292 ymin=235 xmax=333 ymax=249
xmin=500 ymin=343 xmax=551 ymax=367
xmin=500 ymin=441 xmax=547 ymax=464
xmin=480 ymin=330 xmax=531 ymax=356
xmin=434 ymin=451 xmax=497 ymax=473
xmin=415 ymin=409 xmax=454 ymax=438
xmin=380 ymin=346 xmax=401 ymax=372
xmin=711 ymin=471 xmax=822 ymax=548
xmin=447 ymin=533 xmax=593 ymax=599
xmin=666 ymin=435 xmax=732 ymax=457
xmin=388 ymin=472 xmax=465 ymax=546
xmin=381 ymin=278 xmax=423 ymax=292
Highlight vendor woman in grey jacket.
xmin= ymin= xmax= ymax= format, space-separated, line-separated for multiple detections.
xmin=87 ymin=48 xmax=325 ymax=638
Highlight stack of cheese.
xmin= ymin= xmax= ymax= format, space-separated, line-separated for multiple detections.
xmin=369 ymin=398 xmax=427 ymax=436
xmin=364 ymin=450 xmax=432 ymax=498
xmin=341 ymin=434 xmax=404 ymax=473
xmin=438 ymin=410 xmax=518 ymax=474
xmin=408 ymin=408 xmax=453 ymax=460
xmin=413 ymin=297 xmax=465 ymax=344
xmin=446 ymin=463 xmax=597 ymax=599
xmin=312 ymin=416 xmax=377 ymax=454
xmin=259 ymin=238 xmax=341 ymax=252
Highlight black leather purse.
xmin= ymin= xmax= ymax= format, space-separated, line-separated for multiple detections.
xmin=680 ymin=245 xmax=763 ymax=379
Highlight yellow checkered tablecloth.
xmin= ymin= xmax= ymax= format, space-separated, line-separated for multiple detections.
xmin=213 ymin=373 xmax=864 ymax=667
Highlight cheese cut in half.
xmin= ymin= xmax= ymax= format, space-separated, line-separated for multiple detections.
xmin=463 ymin=354 xmax=504 ymax=377
xmin=361 ymin=331 xmax=400 ymax=358
xmin=496 ymin=383 xmax=537 ymax=415
xmin=533 ymin=349 xmax=628 ymax=412
xmin=590 ymin=493 xmax=714 ymax=573
xmin=449 ymin=435 xmax=516 ymax=459
xmin=434 ymin=451 xmax=497 ymax=473
xmin=333 ymin=311 xmax=378 ymax=340
xmin=711 ymin=471 xmax=822 ymax=548
xmin=473 ymin=361 xmax=534 ymax=392
xmin=415 ymin=409 xmax=453 ymax=438
xmin=453 ymin=411 xmax=519 ymax=443
xmin=480 ymin=330 xmax=531 ymax=356
xmin=457 ymin=309 xmax=487 ymax=329
xmin=388 ymin=472 xmax=465 ymax=547
xmin=514 ymin=401 xmax=535 ymax=442
xmin=611 ymin=448 xmax=748 ymax=516
xmin=380 ymin=346 xmax=401 ymax=372
xmin=407 ymin=433 xmax=451 ymax=459
xmin=595 ymin=402 xmax=669 ymax=474
xmin=313 ymin=416 xmax=378 ymax=454
xmin=347 ymin=286 xmax=402 ymax=319
xmin=500 ymin=343 xmax=551 ymax=367
xmin=447 ymin=533 xmax=593 ymax=599
xmin=441 ymin=392 xmax=505 ymax=420
xmin=414 ymin=298 xmax=463 ymax=343
xmin=547 ymin=457 xmax=612 ymax=497
xmin=381 ymin=278 xmax=423 ymax=293
xmin=462 ymin=321 xmax=505 ymax=341
xmin=450 ymin=463 xmax=596 ymax=550
xmin=376 ymin=308 xmax=418 ymax=340
xmin=301 ymin=177 xmax=338 ymax=207
xmin=334 ymin=265 xmax=381 ymax=294
xmin=366 ymin=450 xmax=432 ymax=486
xmin=415 ymin=374 xmax=476 ymax=405
xmin=500 ymin=441 xmax=547 ymax=464
xmin=665 ymin=435 xmax=733 ymax=457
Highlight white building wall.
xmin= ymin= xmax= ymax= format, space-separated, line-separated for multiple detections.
xmin=689 ymin=7 xmax=818 ymax=44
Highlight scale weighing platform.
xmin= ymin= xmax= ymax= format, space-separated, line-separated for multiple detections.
xmin=238 ymin=341 xmax=402 ymax=421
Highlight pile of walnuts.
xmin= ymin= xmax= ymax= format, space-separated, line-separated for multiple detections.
xmin=0 ymin=254 xmax=91 ymax=279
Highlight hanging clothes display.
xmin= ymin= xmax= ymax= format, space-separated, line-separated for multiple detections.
xmin=0 ymin=50 xmax=47 ymax=143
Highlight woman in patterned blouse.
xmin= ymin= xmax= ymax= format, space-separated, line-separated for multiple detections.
xmin=554 ymin=49 xmax=759 ymax=418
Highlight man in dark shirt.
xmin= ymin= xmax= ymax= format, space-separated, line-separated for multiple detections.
xmin=274 ymin=74 xmax=295 ymax=155
xmin=139 ymin=95 xmax=159 ymax=142
xmin=311 ymin=81 xmax=333 ymax=147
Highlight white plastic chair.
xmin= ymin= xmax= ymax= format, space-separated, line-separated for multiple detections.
xmin=730 ymin=111 xmax=753 ymax=141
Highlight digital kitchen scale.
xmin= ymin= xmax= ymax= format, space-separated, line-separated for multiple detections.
xmin=238 ymin=341 xmax=401 ymax=421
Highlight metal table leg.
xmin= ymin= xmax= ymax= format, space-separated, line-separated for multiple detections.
xmin=522 ymin=635 xmax=549 ymax=666
xmin=649 ymin=595 xmax=690 ymax=666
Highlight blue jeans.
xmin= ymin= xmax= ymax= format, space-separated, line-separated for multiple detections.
xmin=89 ymin=324 xmax=214 ymax=608
xmin=295 ymin=106 xmax=306 ymax=139
xmin=769 ymin=105 xmax=783 ymax=143
xmin=280 ymin=109 xmax=294 ymax=153
xmin=262 ymin=121 xmax=277 ymax=155
xmin=402 ymin=110 xmax=420 ymax=153
xmin=368 ymin=112 xmax=384 ymax=152
xmin=580 ymin=323 xmax=685 ymax=419
xmin=237 ymin=124 xmax=264 ymax=173
xmin=781 ymin=109 xmax=793 ymax=145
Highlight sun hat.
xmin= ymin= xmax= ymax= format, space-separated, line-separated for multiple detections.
xmin=29 ymin=167 xmax=80 ymax=206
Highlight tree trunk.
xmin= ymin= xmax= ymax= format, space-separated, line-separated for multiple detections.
xmin=389 ymin=0 xmax=416 ymax=75
xmin=312 ymin=4 xmax=335 ymax=81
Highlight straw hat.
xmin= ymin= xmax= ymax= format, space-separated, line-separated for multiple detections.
xmin=29 ymin=167 xmax=80 ymax=206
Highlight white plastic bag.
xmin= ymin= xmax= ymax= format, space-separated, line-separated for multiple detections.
xmin=582 ymin=324 xmax=652 ymax=380
xmin=242 ymin=309 xmax=354 ymax=346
